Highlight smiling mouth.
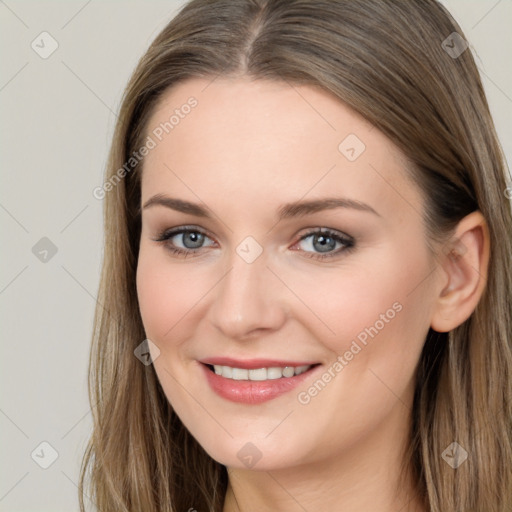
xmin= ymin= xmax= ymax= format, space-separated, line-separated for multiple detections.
xmin=205 ymin=363 xmax=320 ymax=381
xmin=201 ymin=361 xmax=322 ymax=404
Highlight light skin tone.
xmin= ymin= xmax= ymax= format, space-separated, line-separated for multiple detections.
xmin=136 ymin=77 xmax=489 ymax=512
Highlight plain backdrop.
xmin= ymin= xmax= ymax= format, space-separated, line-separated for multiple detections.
xmin=1 ymin=1 xmax=511 ymax=510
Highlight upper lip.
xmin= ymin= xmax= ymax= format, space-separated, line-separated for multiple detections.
xmin=200 ymin=357 xmax=319 ymax=369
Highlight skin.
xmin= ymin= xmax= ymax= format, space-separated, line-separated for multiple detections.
xmin=136 ymin=77 xmax=489 ymax=512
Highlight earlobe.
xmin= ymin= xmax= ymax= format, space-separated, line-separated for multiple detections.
xmin=430 ymin=211 xmax=490 ymax=333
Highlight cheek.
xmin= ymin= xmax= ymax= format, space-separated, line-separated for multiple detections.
xmin=287 ymin=249 xmax=433 ymax=450
xmin=136 ymin=249 xmax=204 ymax=341
xmin=286 ymin=244 xmax=433 ymax=361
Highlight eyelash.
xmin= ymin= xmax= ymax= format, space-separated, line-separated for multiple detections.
xmin=152 ymin=225 xmax=355 ymax=261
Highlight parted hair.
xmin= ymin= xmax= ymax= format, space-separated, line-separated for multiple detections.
xmin=79 ymin=1 xmax=512 ymax=510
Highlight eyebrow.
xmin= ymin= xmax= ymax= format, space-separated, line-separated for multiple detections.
xmin=142 ymin=193 xmax=380 ymax=219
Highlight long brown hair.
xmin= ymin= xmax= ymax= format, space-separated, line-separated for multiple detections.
xmin=79 ymin=1 xmax=512 ymax=510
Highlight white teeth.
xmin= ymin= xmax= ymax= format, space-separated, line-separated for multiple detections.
xmin=211 ymin=364 xmax=313 ymax=380
xmin=295 ymin=365 xmax=310 ymax=375
xmin=248 ymin=368 xmax=267 ymax=381
xmin=232 ymin=368 xmax=249 ymax=380
xmin=282 ymin=366 xmax=295 ymax=378
xmin=267 ymin=367 xmax=283 ymax=380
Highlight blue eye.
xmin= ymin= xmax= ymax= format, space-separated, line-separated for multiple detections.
xmin=153 ymin=226 xmax=354 ymax=260
xmin=154 ymin=227 xmax=215 ymax=257
xmin=294 ymin=229 xmax=354 ymax=260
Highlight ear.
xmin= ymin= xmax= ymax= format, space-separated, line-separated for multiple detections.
xmin=430 ymin=211 xmax=490 ymax=333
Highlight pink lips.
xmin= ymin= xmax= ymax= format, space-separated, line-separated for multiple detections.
xmin=199 ymin=358 xmax=320 ymax=405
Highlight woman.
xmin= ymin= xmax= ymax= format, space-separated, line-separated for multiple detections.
xmin=80 ymin=1 xmax=512 ymax=511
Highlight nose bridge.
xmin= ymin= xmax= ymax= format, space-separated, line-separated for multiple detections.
xmin=209 ymin=244 xmax=285 ymax=338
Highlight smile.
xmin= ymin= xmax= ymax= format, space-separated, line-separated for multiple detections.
xmin=199 ymin=359 xmax=321 ymax=404
xmin=210 ymin=364 xmax=313 ymax=380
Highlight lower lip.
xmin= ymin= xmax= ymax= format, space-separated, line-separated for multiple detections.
xmin=200 ymin=363 xmax=320 ymax=404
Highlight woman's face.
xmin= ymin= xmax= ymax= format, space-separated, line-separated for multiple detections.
xmin=136 ymin=77 xmax=441 ymax=470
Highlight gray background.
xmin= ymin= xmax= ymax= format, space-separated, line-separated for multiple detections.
xmin=1 ymin=1 xmax=511 ymax=511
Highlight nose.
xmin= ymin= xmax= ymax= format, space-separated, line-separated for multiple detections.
xmin=207 ymin=248 xmax=287 ymax=340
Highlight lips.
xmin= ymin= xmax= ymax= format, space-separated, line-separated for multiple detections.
xmin=198 ymin=358 xmax=321 ymax=404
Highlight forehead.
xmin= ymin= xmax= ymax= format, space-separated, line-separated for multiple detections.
xmin=140 ymin=77 xmax=423 ymax=222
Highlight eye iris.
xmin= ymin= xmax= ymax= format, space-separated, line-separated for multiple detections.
xmin=183 ymin=231 xmax=204 ymax=249
xmin=313 ymin=233 xmax=336 ymax=253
